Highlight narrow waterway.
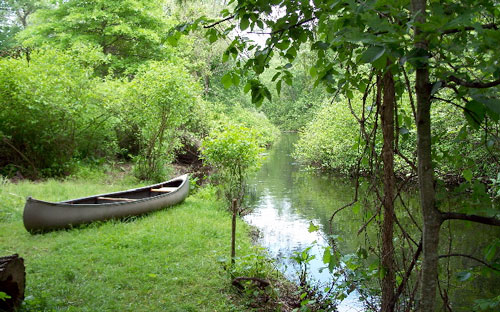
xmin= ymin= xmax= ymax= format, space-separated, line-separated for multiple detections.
xmin=244 ymin=133 xmax=500 ymax=312
xmin=244 ymin=133 xmax=365 ymax=311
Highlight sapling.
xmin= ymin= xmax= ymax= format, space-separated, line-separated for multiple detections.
xmin=201 ymin=125 xmax=263 ymax=263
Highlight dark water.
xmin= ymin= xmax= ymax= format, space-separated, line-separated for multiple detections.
xmin=244 ymin=133 xmax=499 ymax=312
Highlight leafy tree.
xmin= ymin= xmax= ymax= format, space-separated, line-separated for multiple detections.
xmin=0 ymin=0 xmax=42 ymax=51
xmin=18 ymin=0 xmax=169 ymax=76
xmin=201 ymin=125 xmax=263 ymax=262
xmin=126 ymin=61 xmax=201 ymax=181
xmin=294 ymin=97 xmax=371 ymax=174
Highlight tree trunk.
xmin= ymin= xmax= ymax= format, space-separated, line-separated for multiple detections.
xmin=0 ymin=254 xmax=25 ymax=312
xmin=380 ymin=67 xmax=396 ymax=312
xmin=231 ymin=199 xmax=237 ymax=265
xmin=415 ymin=64 xmax=441 ymax=311
xmin=411 ymin=0 xmax=442 ymax=310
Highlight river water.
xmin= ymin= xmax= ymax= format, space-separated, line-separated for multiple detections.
xmin=244 ymin=133 xmax=500 ymax=312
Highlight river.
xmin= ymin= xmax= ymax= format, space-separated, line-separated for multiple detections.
xmin=244 ymin=133 xmax=500 ymax=312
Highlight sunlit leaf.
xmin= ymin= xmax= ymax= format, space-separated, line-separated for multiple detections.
xmin=221 ymin=73 xmax=233 ymax=89
xmin=308 ymin=221 xmax=320 ymax=232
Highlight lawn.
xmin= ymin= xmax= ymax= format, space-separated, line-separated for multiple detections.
xmin=0 ymin=176 xmax=261 ymax=311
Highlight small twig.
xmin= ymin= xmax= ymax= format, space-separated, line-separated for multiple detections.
xmin=401 ymin=66 xmax=417 ymax=120
xmin=269 ymin=17 xmax=317 ymax=35
xmin=357 ymin=203 xmax=382 ymax=235
xmin=438 ymin=253 xmax=500 ymax=272
xmin=203 ymin=15 xmax=235 ymax=29
xmin=445 ymin=75 xmax=500 ymax=89
xmin=441 ymin=211 xmax=500 ymax=227
xmin=441 ymin=23 xmax=498 ymax=35
xmin=390 ymin=240 xmax=422 ymax=307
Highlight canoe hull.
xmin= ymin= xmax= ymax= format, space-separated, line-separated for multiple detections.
xmin=23 ymin=174 xmax=189 ymax=233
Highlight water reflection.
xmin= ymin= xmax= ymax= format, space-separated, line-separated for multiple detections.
xmin=244 ymin=133 xmax=365 ymax=311
xmin=244 ymin=133 xmax=500 ymax=312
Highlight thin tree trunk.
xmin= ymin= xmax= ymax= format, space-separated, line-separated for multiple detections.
xmin=411 ymin=0 xmax=442 ymax=310
xmin=380 ymin=66 xmax=396 ymax=312
xmin=231 ymin=199 xmax=237 ymax=264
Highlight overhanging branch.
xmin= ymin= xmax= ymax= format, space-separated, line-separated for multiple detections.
xmin=446 ymin=75 xmax=500 ymax=89
xmin=441 ymin=211 xmax=500 ymax=226
xmin=203 ymin=15 xmax=235 ymax=29
xmin=439 ymin=253 xmax=500 ymax=272
xmin=442 ymin=23 xmax=498 ymax=35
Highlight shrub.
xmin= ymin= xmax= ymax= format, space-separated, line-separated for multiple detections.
xmin=0 ymin=48 xmax=119 ymax=177
xmin=201 ymin=125 xmax=264 ymax=201
xmin=294 ymin=99 xmax=363 ymax=174
xmin=125 ymin=61 xmax=202 ymax=181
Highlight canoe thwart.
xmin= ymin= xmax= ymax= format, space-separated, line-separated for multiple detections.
xmin=23 ymin=174 xmax=189 ymax=233
xmin=97 ymin=196 xmax=135 ymax=202
xmin=151 ymin=187 xmax=177 ymax=193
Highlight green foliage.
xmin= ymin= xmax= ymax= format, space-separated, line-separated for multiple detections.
xmin=295 ymin=92 xmax=500 ymax=181
xmin=18 ymin=0 xmax=169 ymax=76
xmin=260 ymin=50 xmax=327 ymax=131
xmin=0 ymin=0 xmax=43 ymax=51
xmin=294 ymin=99 xmax=363 ymax=174
xmin=0 ymin=291 xmax=11 ymax=301
xmin=125 ymin=61 xmax=201 ymax=181
xmin=0 ymin=48 xmax=119 ymax=177
xmin=474 ymin=295 xmax=500 ymax=311
xmin=200 ymin=100 xmax=279 ymax=148
xmin=201 ymin=125 xmax=264 ymax=201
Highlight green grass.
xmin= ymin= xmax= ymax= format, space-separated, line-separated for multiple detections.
xmin=0 ymin=177 xmax=261 ymax=311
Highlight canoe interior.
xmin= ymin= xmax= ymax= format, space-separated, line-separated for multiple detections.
xmin=63 ymin=179 xmax=184 ymax=205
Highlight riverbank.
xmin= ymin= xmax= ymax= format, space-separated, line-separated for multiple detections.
xmin=0 ymin=174 xmax=297 ymax=311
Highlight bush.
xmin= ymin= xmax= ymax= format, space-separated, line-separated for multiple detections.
xmin=125 ymin=61 xmax=202 ymax=181
xmin=202 ymin=101 xmax=279 ymax=148
xmin=294 ymin=90 xmax=499 ymax=181
xmin=201 ymin=125 xmax=264 ymax=202
xmin=0 ymin=49 xmax=119 ymax=177
xmin=294 ymin=99 xmax=363 ymax=174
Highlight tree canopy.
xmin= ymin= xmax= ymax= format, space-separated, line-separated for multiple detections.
xmin=17 ymin=0 xmax=170 ymax=75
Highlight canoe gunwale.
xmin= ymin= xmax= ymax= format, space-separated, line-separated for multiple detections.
xmin=26 ymin=174 xmax=188 ymax=207
xmin=23 ymin=174 xmax=189 ymax=232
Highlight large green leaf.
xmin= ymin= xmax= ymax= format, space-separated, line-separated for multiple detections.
xmin=360 ymin=46 xmax=385 ymax=64
xmin=473 ymin=95 xmax=500 ymax=115
xmin=221 ymin=73 xmax=233 ymax=89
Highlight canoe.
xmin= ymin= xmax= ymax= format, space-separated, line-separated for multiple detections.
xmin=23 ymin=174 xmax=189 ymax=233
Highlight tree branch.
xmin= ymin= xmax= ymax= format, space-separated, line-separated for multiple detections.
xmin=438 ymin=253 xmax=500 ymax=272
xmin=446 ymin=75 xmax=500 ymax=89
xmin=270 ymin=17 xmax=317 ymax=35
xmin=391 ymin=240 xmax=422 ymax=307
xmin=442 ymin=23 xmax=498 ymax=35
xmin=203 ymin=15 xmax=235 ymax=29
xmin=441 ymin=211 xmax=500 ymax=226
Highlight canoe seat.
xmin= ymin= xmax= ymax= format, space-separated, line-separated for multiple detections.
xmin=97 ymin=196 xmax=135 ymax=202
xmin=151 ymin=187 xmax=177 ymax=193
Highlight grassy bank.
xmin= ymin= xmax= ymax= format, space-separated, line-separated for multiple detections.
xmin=0 ymin=176 xmax=268 ymax=311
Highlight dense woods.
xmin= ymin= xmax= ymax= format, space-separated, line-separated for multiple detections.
xmin=1 ymin=0 xmax=499 ymax=311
